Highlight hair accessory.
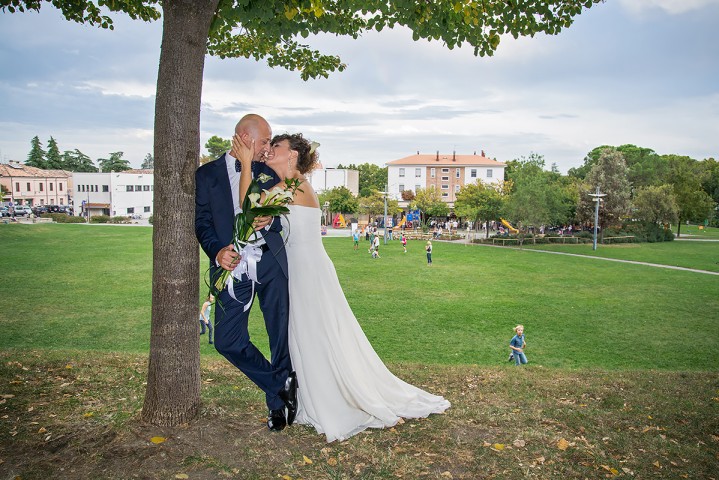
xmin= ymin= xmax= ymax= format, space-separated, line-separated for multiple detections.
xmin=309 ymin=141 xmax=320 ymax=155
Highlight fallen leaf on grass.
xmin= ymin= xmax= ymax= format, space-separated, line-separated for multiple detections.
xmin=440 ymin=472 xmax=453 ymax=478
xmin=557 ymin=438 xmax=570 ymax=451
xmin=83 ymin=412 xmax=94 ymax=418
xmin=653 ymin=461 xmax=661 ymax=468
xmin=327 ymin=458 xmax=337 ymax=466
xmin=280 ymin=475 xmax=292 ymax=480
xmin=150 ymin=436 xmax=167 ymax=444
xmin=513 ymin=439 xmax=526 ymax=448
xmin=38 ymin=427 xmax=47 ymax=434
xmin=175 ymin=475 xmax=189 ymax=479
xmin=65 ymin=364 xmax=73 ymax=369
xmin=601 ymin=465 xmax=619 ymax=475
xmin=492 ymin=443 xmax=505 ymax=451
xmin=302 ymin=455 xmax=313 ymax=465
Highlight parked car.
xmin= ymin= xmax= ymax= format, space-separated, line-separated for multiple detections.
xmin=32 ymin=205 xmax=48 ymax=215
xmin=0 ymin=206 xmax=9 ymax=217
xmin=13 ymin=206 xmax=32 ymax=217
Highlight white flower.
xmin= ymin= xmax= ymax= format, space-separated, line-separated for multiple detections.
xmin=247 ymin=192 xmax=261 ymax=207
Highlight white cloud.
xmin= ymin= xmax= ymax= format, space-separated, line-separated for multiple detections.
xmin=618 ymin=0 xmax=719 ymax=15
xmin=78 ymin=80 xmax=156 ymax=99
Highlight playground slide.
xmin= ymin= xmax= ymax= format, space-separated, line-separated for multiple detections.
xmin=396 ymin=217 xmax=406 ymax=228
xmin=500 ymin=218 xmax=519 ymax=234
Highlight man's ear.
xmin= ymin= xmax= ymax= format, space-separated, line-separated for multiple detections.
xmin=240 ymin=132 xmax=252 ymax=148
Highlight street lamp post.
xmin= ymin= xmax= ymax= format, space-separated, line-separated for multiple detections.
xmin=383 ymin=185 xmax=388 ymax=245
xmin=588 ymin=186 xmax=606 ymax=251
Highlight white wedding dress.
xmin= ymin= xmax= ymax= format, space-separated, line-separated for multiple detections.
xmin=282 ymin=205 xmax=450 ymax=442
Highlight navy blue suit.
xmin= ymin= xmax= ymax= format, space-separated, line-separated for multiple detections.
xmin=195 ymin=153 xmax=291 ymax=410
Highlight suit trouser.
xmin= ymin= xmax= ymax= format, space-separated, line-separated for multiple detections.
xmin=213 ymin=252 xmax=291 ymax=410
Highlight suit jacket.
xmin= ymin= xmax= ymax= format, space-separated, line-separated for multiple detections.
xmin=195 ymin=153 xmax=288 ymax=281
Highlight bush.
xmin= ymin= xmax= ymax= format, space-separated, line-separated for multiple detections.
xmin=90 ymin=215 xmax=110 ymax=224
xmin=148 ymin=215 xmax=153 ymax=225
xmin=110 ymin=216 xmax=132 ymax=224
xmin=40 ymin=213 xmax=85 ymax=223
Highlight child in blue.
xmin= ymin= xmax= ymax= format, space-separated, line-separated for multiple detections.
xmin=509 ymin=324 xmax=527 ymax=366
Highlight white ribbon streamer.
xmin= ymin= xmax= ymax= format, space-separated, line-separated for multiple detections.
xmin=224 ymin=243 xmax=264 ymax=312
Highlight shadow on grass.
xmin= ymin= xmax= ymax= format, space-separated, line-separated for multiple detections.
xmin=1 ymin=350 xmax=718 ymax=479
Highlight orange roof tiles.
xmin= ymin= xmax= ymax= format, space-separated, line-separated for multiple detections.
xmin=386 ymin=153 xmax=505 ymax=167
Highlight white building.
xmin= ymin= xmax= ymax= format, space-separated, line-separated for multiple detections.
xmin=386 ymin=151 xmax=506 ymax=208
xmin=72 ymin=169 xmax=154 ymax=218
xmin=307 ymin=167 xmax=359 ymax=196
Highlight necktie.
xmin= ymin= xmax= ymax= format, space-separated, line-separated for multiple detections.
xmin=235 ymin=159 xmax=241 ymax=172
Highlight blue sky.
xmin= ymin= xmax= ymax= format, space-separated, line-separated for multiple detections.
xmin=0 ymin=0 xmax=717 ymax=173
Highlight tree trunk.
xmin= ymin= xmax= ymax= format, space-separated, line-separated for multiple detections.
xmin=676 ymin=217 xmax=682 ymax=238
xmin=142 ymin=0 xmax=220 ymax=426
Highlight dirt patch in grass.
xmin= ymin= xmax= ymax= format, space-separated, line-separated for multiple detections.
xmin=1 ymin=351 xmax=717 ymax=479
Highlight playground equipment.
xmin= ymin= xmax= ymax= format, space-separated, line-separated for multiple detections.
xmin=500 ymin=218 xmax=519 ymax=234
xmin=332 ymin=213 xmax=347 ymax=228
xmin=396 ymin=216 xmax=406 ymax=228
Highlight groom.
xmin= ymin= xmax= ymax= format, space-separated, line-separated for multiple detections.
xmin=195 ymin=114 xmax=297 ymax=431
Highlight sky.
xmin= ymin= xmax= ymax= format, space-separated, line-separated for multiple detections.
xmin=0 ymin=0 xmax=717 ymax=174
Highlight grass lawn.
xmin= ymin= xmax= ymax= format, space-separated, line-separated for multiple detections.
xmin=0 ymin=223 xmax=717 ymax=370
xmin=1 ymin=223 xmax=718 ymax=479
xmin=673 ymin=223 xmax=719 ymax=239
xmin=515 ymin=239 xmax=719 ymax=273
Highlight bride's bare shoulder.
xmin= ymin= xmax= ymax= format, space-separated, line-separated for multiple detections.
xmin=292 ymin=180 xmax=320 ymax=208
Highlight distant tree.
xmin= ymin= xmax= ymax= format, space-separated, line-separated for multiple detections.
xmin=632 ymin=185 xmax=679 ymax=225
xmin=569 ymin=144 xmax=667 ymax=188
xmin=141 ymin=153 xmax=155 ymax=169
xmin=411 ymin=186 xmax=448 ymax=222
xmin=45 ymin=137 xmax=63 ymax=169
xmin=455 ymin=181 xmax=505 ymax=238
xmin=340 ymin=163 xmax=387 ymax=197
xmin=98 ymin=151 xmax=131 ymax=172
xmin=665 ymin=155 xmax=715 ymax=236
xmin=576 ymin=148 xmax=632 ymax=235
xmin=700 ymin=158 xmax=719 ymax=206
xmin=62 ymin=149 xmax=97 ymax=172
xmin=205 ymin=135 xmax=231 ymax=159
xmin=26 ymin=136 xmax=46 ymax=168
xmin=357 ymin=190 xmax=398 ymax=219
xmin=318 ymin=186 xmax=358 ymax=215
xmin=401 ymin=190 xmax=415 ymax=201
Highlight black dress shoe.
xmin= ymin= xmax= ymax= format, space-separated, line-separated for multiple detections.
xmin=267 ymin=408 xmax=286 ymax=431
xmin=278 ymin=371 xmax=298 ymax=425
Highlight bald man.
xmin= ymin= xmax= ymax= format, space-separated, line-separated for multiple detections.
xmin=195 ymin=114 xmax=297 ymax=431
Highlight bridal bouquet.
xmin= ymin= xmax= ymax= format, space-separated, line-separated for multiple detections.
xmin=212 ymin=177 xmax=303 ymax=302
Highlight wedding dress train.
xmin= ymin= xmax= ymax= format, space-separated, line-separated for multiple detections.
xmin=283 ymin=205 xmax=450 ymax=442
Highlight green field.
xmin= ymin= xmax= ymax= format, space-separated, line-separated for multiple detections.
xmin=0 ymin=223 xmax=717 ymax=370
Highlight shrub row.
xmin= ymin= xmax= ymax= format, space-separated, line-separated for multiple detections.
xmin=39 ymin=213 xmax=86 ymax=223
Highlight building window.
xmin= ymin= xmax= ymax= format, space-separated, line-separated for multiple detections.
xmin=471 ymin=169 xmax=477 ymax=178
xmin=487 ymin=169 xmax=493 ymax=178
xmin=399 ymin=168 xmax=405 ymax=177
xmin=415 ymin=184 xmax=421 ymax=191
xmin=144 ymin=206 xmax=151 ymax=213
xmin=442 ymin=192 xmax=449 ymax=197
xmin=126 ymin=185 xmax=134 ymax=192
xmin=59 ymin=183 xmax=63 ymax=191
xmin=39 ymin=184 xmax=44 ymax=192
xmin=103 ymin=185 xmax=109 ymax=192
xmin=456 ymin=170 xmax=460 ymax=178
xmin=77 ymin=185 xmax=81 ymax=192
xmin=455 ymin=185 xmax=460 ymax=192
xmin=127 ymin=207 xmax=135 ymax=214
xmin=441 ymin=168 xmax=449 ymax=173
xmin=94 ymin=185 xmax=99 ymax=192
xmin=143 ymin=185 xmax=150 ymax=191
xmin=59 ymin=199 xmax=64 ymax=205
xmin=441 ymin=184 xmax=449 ymax=190
xmin=398 ymin=184 xmax=404 ymax=192
xmin=50 ymin=183 xmax=54 ymax=191
xmin=15 ymin=182 xmax=19 ymax=192
xmin=27 ymin=182 xmax=31 ymax=191
xmin=415 ymin=168 xmax=421 ymax=177
xmin=441 ymin=176 xmax=449 ymax=181
xmin=430 ymin=168 xmax=436 ymax=178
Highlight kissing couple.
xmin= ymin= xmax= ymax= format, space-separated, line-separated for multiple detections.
xmin=195 ymin=114 xmax=449 ymax=442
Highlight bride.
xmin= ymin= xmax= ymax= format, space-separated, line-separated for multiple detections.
xmin=234 ymin=133 xmax=450 ymax=442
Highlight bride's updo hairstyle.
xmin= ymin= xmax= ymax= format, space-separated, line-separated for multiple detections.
xmin=272 ymin=133 xmax=319 ymax=174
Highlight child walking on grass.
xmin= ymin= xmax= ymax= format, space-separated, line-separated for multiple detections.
xmin=509 ymin=324 xmax=527 ymax=366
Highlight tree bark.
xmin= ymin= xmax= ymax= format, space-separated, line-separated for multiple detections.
xmin=142 ymin=0 xmax=220 ymax=426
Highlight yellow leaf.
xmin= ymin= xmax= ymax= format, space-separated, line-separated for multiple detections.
xmin=83 ymin=412 xmax=94 ymax=418
xmin=303 ymin=455 xmax=313 ymax=465
xmin=647 ymin=415 xmax=653 ymax=419
xmin=492 ymin=443 xmax=505 ymax=450
xmin=327 ymin=458 xmax=337 ymax=466
xmin=281 ymin=476 xmax=292 ymax=480
xmin=38 ymin=427 xmax=47 ymax=434
xmin=440 ymin=471 xmax=453 ymax=478
xmin=175 ymin=475 xmax=189 ymax=479
xmin=557 ymin=438 xmax=570 ymax=451
xmin=601 ymin=465 xmax=619 ymax=475
xmin=65 ymin=364 xmax=73 ymax=369
xmin=150 ymin=436 xmax=167 ymax=444
xmin=653 ymin=461 xmax=661 ymax=468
